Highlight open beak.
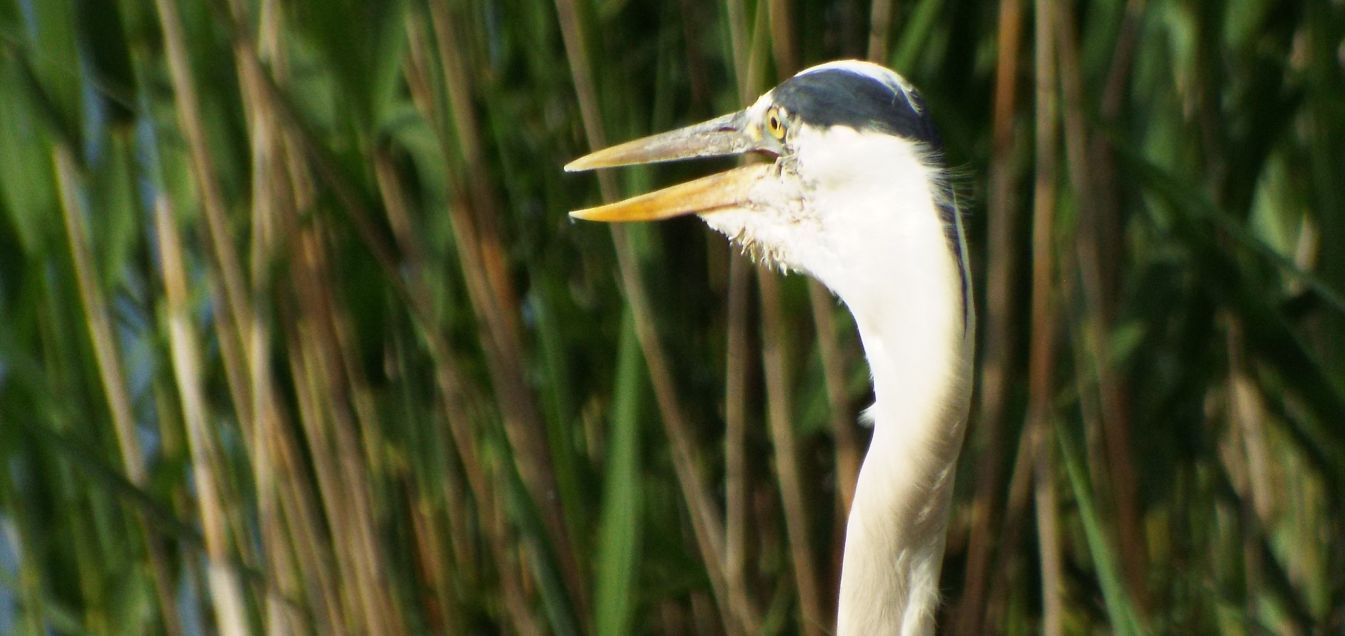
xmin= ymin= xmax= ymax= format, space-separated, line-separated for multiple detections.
xmin=565 ymin=110 xmax=775 ymax=222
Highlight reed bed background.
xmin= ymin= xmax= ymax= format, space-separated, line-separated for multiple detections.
xmin=0 ymin=0 xmax=1341 ymax=633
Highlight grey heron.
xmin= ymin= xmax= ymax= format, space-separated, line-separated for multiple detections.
xmin=567 ymin=60 xmax=974 ymax=635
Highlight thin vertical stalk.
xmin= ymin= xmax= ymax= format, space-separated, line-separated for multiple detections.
xmin=1226 ymin=320 xmax=1276 ymax=525
xmin=981 ymin=417 xmax=1039 ymax=629
xmin=1094 ymin=0 xmax=1145 ymax=260
xmin=675 ymin=0 xmax=713 ymax=109
xmin=867 ymin=0 xmax=895 ymax=63
xmin=1029 ymin=1 xmax=1063 ymax=633
xmin=955 ymin=0 xmax=1023 ymax=631
xmin=767 ymin=0 xmax=797 ymax=77
xmin=726 ymin=0 xmax=750 ymax=93
xmin=759 ymin=270 xmax=825 ymax=635
xmin=284 ymin=323 xmax=368 ymax=631
xmin=811 ymin=284 xmax=860 ymax=619
xmin=1225 ymin=316 xmax=1278 ymax=631
xmin=809 ymin=287 xmax=859 ymax=514
xmin=154 ymin=198 xmax=250 ymax=636
xmin=1052 ymin=0 xmax=1146 ymax=612
xmin=1033 ymin=438 xmax=1063 ymax=636
xmin=553 ymin=1 xmax=742 ymax=631
xmin=594 ymin=314 xmax=645 ymax=636
xmin=332 ymin=310 xmax=405 ymax=635
xmin=272 ymin=429 xmax=342 ymax=633
xmin=152 ymin=0 xmax=253 ymax=402
xmin=54 ymin=146 xmax=183 ymax=636
xmin=722 ymin=254 xmax=755 ymax=633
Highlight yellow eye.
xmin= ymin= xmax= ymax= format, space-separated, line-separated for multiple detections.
xmin=766 ymin=107 xmax=786 ymax=139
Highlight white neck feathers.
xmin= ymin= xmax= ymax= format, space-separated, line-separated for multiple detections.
xmin=802 ymin=131 xmax=974 ymax=635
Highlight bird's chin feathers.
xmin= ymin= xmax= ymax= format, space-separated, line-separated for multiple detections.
xmin=700 ymin=205 xmax=815 ymax=276
xmin=699 ymin=163 xmax=814 ymax=275
xmin=720 ymin=226 xmax=799 ymax=274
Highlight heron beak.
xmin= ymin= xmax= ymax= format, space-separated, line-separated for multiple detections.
xmin=565 ymin=111 xmax=774 ymax=222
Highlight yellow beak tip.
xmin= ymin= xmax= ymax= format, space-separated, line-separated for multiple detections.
xmin=569 ymin=208 xmax=611 ymax=222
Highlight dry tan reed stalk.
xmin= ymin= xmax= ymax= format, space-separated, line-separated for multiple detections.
xmin=723 ymin=253 xmax=754 ymax=634
xmin=155 ymin=197 xmax=250 ymax=636
xmin=955 ymin=0 xmax=1023 ymax=630
xmin=1051 ymin=0 xmax=1148 ymax=613
xmin=759 ymin=268 xmax=826 ymax=635
xmin=152 ymin=0 xmax=254 ymax=404
xmin=54 ymin=145 xmax=184 ymax=636
xmin=1028 ymin=2 xmax=1063 ymax=633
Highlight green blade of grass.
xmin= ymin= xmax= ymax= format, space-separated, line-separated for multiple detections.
xmin=1057 ymin=422 xmax=1146 ymax=636
xmin=595 ymin=312 xmax=644 ymax=636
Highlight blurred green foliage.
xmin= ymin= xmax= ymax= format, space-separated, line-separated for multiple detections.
xmin=0 ymin=0 xmax=1341 ymax=633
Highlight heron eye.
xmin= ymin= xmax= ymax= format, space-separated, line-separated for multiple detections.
xmin=766 ymin=107 xmax=786 ymax=140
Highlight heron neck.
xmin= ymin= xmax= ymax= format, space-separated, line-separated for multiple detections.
xmin=833 ymin=212 xmax=974 ymax=635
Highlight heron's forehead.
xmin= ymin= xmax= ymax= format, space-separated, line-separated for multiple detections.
xmin=764 ymin=63 xmax=942 ymax=151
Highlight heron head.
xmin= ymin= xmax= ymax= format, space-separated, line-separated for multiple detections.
xmin=566 ymin=60 xmax=954 ymax=290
